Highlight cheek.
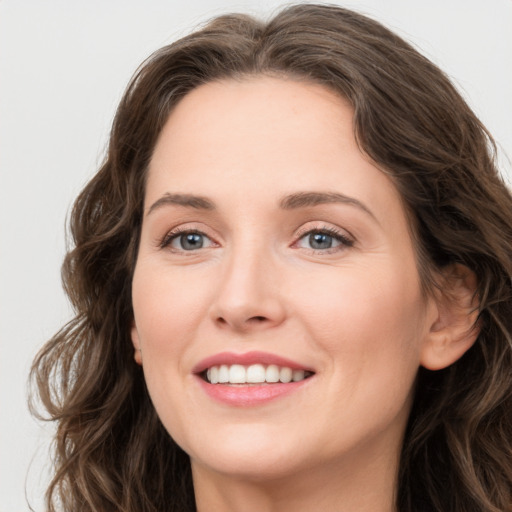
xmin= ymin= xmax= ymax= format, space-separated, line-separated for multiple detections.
xmin=131 ymin=264 xmax=208 ymax=438
xmin=130 ymin=265 xmax=204 ymax=426
xmin=292 ymin=260 xmax=426 ymax=371
xmin=132 ymin=263 xmax=209 ymax=351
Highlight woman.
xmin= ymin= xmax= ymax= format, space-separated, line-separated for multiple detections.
xmin=31 ymin=4 xmax=512 ymax=511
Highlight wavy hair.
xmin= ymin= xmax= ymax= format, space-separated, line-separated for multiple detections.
xmin=30 ymin=4 xmax=512 ymax=511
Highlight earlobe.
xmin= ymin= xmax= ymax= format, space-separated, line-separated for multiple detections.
xmin=420 ymin=264 xmax=480 ymax=371
xmin=130 ymin=323 xmax=143 ymax=366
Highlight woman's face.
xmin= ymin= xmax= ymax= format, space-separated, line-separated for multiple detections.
xmin=131 ymin=77 xmax=438 ymax=482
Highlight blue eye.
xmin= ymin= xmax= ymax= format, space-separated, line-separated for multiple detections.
xmin=308 ymin=232 xmax=336 ymax=250
xmin=161 ymin=230 xmax=214 ymax=251
xmin=176 ymin=233 xmax=204 ymax=250
xmin=296 ymin=228 xmax=353 ymax=252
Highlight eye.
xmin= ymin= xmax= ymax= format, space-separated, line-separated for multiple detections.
xmin=161 ymin=229 xmax=216 ymax=251
xmin=295 ymin=228 xmax=353 ymax=252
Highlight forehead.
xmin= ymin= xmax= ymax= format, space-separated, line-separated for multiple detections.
xmin=146 ymin=76 xmax=404 ymax=223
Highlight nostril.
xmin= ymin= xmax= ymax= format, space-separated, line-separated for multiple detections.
xmin=250 ymin=316 xmax=267 ymax=322
xmin=215 ymin=315 xmax=267 ymax=329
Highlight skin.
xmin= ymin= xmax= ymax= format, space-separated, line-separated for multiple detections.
xmin=131 ymin=77 xmax=478 ymax=512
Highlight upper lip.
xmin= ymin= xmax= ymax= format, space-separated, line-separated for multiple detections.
xmin=192 ymin=351 xmax=314 ymax=374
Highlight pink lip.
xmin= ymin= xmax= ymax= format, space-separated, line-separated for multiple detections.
xmin=192 ymin=351 xmax=313 ymax=374
xmin=196 ymin=378 xmax=310 ymax=407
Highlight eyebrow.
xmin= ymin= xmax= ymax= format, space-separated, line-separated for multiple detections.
xmin=280 ymin=191 xmax=377 ymax=221
xmin=147 ymin=190 xmax=377 ymax=222
xmin=147 ymin=193 xmax=215 ymax=215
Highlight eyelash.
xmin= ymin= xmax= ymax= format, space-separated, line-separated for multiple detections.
xmin=159 ymin=225 xmax=354 ymax=253
xmin=293 ymin=226 xmax=354 ymax=253
xmin=159 ymin=227 xmax=215 ymax=251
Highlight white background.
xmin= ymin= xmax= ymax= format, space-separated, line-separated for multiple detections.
xmin=1 ymin=1 xmax=511 ymax=510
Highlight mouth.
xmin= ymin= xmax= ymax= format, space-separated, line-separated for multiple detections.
xmin=203 ymin=364 xmax=314 ymax=385
xmin=193 ymin=351 xmax=315 ymax=405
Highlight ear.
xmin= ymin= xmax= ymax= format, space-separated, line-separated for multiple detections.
xmin=420 ymin=264 xmax=480 ymax=371
xmin=130 ymin=322 xmax=143 ymax=366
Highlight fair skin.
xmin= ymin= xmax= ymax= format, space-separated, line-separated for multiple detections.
xmin=131 ymin=77 xmax=478 ymax=512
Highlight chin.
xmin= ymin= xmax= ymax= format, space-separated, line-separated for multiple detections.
xmin=184 ymin=424 xmax=312 ymax=481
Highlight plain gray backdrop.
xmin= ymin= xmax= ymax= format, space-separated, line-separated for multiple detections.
xmin=1 ymin=1 xmax=511 ymax=510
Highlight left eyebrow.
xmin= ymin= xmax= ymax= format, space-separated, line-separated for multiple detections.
xmin=279 ymin=191 xmax=378 ymax=222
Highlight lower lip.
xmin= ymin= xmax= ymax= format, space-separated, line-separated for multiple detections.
xmin=196 ymin=377 xmax=310 ymax=406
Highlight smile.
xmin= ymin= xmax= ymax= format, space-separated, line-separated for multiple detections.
xmin=193 ymin=351 xmax=315 ymax=406
xmin=205 ymin=364 xmax=313 ymax=384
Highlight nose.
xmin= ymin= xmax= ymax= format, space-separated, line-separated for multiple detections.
xmin=209 ymin=244 xmax=286 ymax=333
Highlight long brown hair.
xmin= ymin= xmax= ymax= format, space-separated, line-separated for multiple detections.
xmin=31 ymin=4 xmax=512 ymax=511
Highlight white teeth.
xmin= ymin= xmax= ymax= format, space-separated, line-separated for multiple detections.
xmin=204 ymin=364 xmax=311 ymax=384
xmin=266 ymin=364 xmax=280 ymax=383
xmin=247 ymin=364 xmax=266 ymax=383
xmin=279 ymin=367 xmax=293 ymax=383
xmin=218 ymin=364 xmax=229 ymax=383
xmin=292 ymin=369 xmax=305 ymax=382
xmin=229 ymin=364 xmax=246 ymax=383
xmin=209 ymin=366 xmax=219 ymax=384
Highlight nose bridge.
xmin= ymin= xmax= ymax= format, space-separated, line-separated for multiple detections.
xmin=210 ymin=231 xmax=285 ymax=330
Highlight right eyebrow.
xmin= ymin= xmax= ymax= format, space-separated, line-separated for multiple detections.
xmin=146 ymin=193 xmax=216 ymax=216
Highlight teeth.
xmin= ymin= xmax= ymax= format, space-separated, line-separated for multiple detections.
xmin=266 ymin=364 xmax=280 ymax=383
xmin=247 ymin=364 xmax=266 ymax=383
xmin=280 ymin=367 xmax=293 ymax=383
xmin=229 ymin=364 xmax=246 ymax=383
xmin=218 ymin=364 xmax=229 ymax=383
xmin=292 ymin=370 xmax=305 ymax=382
xmin=204 ymin=364 xmax=311 ymax=384
xmin=209 ymin=366 xmax=219 ymax=384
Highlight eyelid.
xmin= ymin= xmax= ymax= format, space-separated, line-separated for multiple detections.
xmin=295 ymin=221 xmax=354 ymax=239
